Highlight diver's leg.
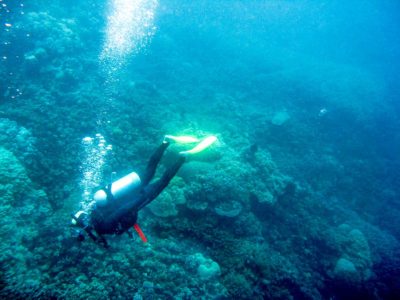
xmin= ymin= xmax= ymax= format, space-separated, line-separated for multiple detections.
xmin=140 ymin=141 xmax=170 ymax=186
xmin=138 ymin=155 xmax=186 ymax=210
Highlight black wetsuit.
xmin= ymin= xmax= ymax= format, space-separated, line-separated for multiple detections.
xmin=89 ymin=141 xmax=185 ymax=239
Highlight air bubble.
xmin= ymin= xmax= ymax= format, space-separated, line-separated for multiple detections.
xmin=79 ymin=133 xmax=112 ymax=212
xmin=82 ymin=136 xmax=93 ymax=144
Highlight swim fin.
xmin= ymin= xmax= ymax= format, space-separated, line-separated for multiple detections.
xmin=164 ymin=135 xmax=200 ymax=144
xmin=180 ymin=136 xmax=217 ymax=156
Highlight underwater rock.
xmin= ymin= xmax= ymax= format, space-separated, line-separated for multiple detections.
xmin=148 ymin=177 xmax=186 ymax=217
xmin=0 ymin=147 xmax=50 ymax=294
xmin=184 ymin=155 xmax=250 ymax=210
xmin=271 ymin=110 xmax=290 ymax=126
xmin=0 ymin=146 xmax=46 ymax=206
xmin=332 ymin=224 xmax=373 ymax=282
xmin=133 ymin=292 xmax=143 ymax=300
xmin=186 ymin=196 xmax=209 ymax=211
xmin=148 ymin=190 xmax=180 ymax=217
xmin=140 ymin=280 xmax=155 ymax=299
xmin=188 ymin=253 xmax=221 ymax=281
xmin=184 ymin=181 xmax=210 ymax=212
xmin=249 ymin=148 xmax=294 ymax=206
xmin=25 ymin=12 xmax=80 ymax=55
xmin=214 ymin=200 xmax=242 ymax=218
xmin=179 ymin=161 xmax=214 ymax=181
xmin=0 ymin=118 xmax=37 ymax=166
xmin=233 ymin=212 xmax=263 ymax=237
xmin=24 ymin=47 xmax=48 ymax=63
xmin=334 ymin=258 xmax=358 ymax=282
xmin=198 ymin=261 xmax=221 ymax=281
xmin=0 ymin=147 xmax=30 ymax=199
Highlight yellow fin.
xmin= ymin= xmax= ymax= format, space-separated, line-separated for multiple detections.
xmin=165 ymin=135 xmax=200 ymax=144
xmin=181 ymin=136 xmax=218 ymax=155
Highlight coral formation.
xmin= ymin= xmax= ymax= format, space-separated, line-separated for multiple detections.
xmin=0 ymin=147 xmax=50 ymax=297
xmin=0 ymin=1 xmax=399 ymax=299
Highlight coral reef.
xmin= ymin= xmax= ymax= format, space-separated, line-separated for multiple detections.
xmin=0 ymin=118 xmax=37 ymax=167
xmin=0 ymin=147 xmax=50 ymax=298
xmin=0 ymin=1 xmax=399 ymax=299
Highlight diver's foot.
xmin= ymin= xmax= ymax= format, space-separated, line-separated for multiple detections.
xmin=179 ymin=136 xmax=217 ymax=156
xmin=164 ymin=135 xmax=200 ymax=144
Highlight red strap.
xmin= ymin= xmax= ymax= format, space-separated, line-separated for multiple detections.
xmin=133 ymin=223 xmax=147 ymax=243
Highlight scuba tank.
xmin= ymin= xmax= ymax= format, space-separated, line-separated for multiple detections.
xmin=93 ymin=172 xmax=141 ymax=207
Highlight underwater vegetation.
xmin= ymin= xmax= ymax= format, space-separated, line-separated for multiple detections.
xmin=1 ymin=0 xmax=400 ymax=299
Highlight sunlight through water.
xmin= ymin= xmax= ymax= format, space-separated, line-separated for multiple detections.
xmin=99 ymin=0 xmax=158 ymax=71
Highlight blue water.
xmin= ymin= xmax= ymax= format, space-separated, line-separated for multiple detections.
xmin=1 ymin=0 xmax=400 ymax=299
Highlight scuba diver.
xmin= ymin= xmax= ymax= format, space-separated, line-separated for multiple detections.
xmin=71 ymin=135 xmax=217 ymax=247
